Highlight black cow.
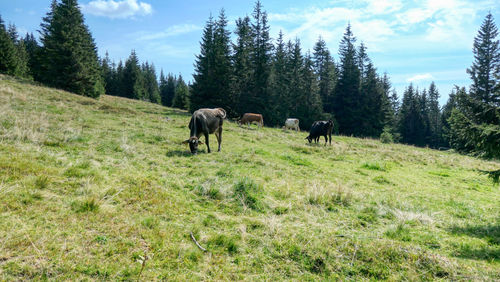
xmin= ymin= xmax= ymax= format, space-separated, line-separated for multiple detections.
xmin=183 ymin=108 xmax=226 ymax=154
xmin=306 ymin=120 xmax=333 ymax=145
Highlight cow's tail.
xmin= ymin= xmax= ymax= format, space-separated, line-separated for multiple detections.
xmin=217 ymin=108 xmax=227 ymax=119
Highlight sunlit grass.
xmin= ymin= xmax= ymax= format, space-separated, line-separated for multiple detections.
xmin=1 ymin=74 xmax=499 ymax=280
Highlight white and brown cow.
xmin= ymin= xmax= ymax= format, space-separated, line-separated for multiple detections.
xmin=283 ymin=118 xmax=300 ymax=131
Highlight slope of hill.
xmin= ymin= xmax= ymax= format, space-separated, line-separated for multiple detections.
xmin=1 ymin=75 xmax=499 ymax=280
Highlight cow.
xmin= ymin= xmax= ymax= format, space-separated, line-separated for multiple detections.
xmin=183 ymin=108 xmax=226 ymax=154
xmin=238 ymin=113 xmax=263 ymax=127
xmin=306 ymin=120 xmax=334 ymax=145
xmin=284 ymin=118 xmax=300 ymax=131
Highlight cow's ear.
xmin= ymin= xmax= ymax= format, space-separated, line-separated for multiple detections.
xmin=198 ymin=140 xmax=204 ymax=145
xmin=182 ymin=139 xmax=189 ymax=144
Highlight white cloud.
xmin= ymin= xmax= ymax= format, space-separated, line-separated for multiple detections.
xmin=135 ymin=24 xmax=201 ymax=41
xmin=364 ymin=0 xmax=403 ymax=15
xmin=81 ymin=0 xmax=152 ymax=19
xmin=406 ymin=73 xmax=434 ymax=83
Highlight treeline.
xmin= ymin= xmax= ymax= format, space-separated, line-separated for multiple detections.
xmin=190 ymin=2 xmax=396 ymax=133
xmin=100 ymin=50 xmax=189 ymax=109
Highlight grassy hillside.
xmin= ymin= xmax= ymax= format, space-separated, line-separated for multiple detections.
xmin=1 ymin=75 xmax=499 ymax=280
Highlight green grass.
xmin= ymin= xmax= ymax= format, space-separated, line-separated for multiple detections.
xmin=1 ymin=74 xmax=500 ymax=280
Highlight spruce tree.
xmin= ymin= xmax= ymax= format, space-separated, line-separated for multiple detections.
xmin=427 ymin=82 xmax=442 ymax=147
xmin=467 ymin=13 xmax=500 ymax=105
xmin=143 ymin=62 xmax=161 ymax=103
xmin=268 ymin=31 xmax=290 ymax=125
xmin=24 ymin=33 xmax=42 ymax=80
xmin=334 ymin=24 xmax=362 ymax=135
xmin=173 ymin=74 xmax=190 ymax=110
xmin=448 ymin=13 xmax=500 ymax=158
xmin=122 ymin=50 xmax=144 ymax=99
xmin=233 ymin=16 xmax=253 ymax=116
xmin=300 ymin=51 xmax=323 ymax=129
xmin=313 ymin=36 xmax=336 ymax=113
xmin=249 ymin=1 xmax=273 ymax=118
xmin=164 ymin=73 xmax=176 ymax=106
xmin=0 ymin=16 xmax=19 ymax=76
xmin=39 ymin=0 xmax=104 ymax=98
xmin=190 ymin=15 xmax=215 ymax=112
xmin=211 ymin=9 xmax=233 ymax=113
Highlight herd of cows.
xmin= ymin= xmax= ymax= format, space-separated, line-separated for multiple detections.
xmin=183 ymin=108 xmax=334 ymax=154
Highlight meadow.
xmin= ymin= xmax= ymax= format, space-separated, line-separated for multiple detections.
xmin=0 ymin=75 xmax=499 ymax=280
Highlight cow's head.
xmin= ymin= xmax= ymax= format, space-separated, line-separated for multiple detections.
xmin=305 ymin=136 xmax=312 ymax=143
xmin=182 ymin=137 xmax=203 ymax=154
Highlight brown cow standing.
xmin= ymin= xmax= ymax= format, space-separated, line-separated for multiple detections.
xmin=238 ymin=113 xmax=263 ymax=127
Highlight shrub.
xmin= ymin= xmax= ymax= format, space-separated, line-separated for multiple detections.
xmin=380 ymin=127 xmax=394 ymax=143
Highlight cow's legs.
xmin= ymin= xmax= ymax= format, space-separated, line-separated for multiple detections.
xmin=216 ymin=127 xmax=222 ymax=152
xmin=205 ymin=133 xmax=211 ymax=153
xmin=324 ymin=135 xmax=328 ymax=145
xmin=328 ymin=133 xmax=332 ymax=145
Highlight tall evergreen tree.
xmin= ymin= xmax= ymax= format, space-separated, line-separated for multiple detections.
xmin=249 ymin=0 xmax=273 ymax=118
xmin=163 ymin=73 xmax=176 ymax=106
xmin=467 ymin=13 xmax=500 ymax=105
xmin=268 ymin=31 xmax=290 ymax=125
xmin=24 ymin=33 xmax=42 ymax=80
xmin=211 ymin=9 xmax=233 ymax=113
xmin=448 ymin=13 xmax=500 ymax=158
xmin=190 ymin=15 xmax=215 ymax=112
xmin=122 ymin=50 xmax=144 ymax=99
xmin=0 ymin=16 xmax=19 ymax=76
xmin=313 ymin=36 xmax=336 ymax=113
xmin=300 ymin=51 xmax=323 ymax=129
xmin=143 ymin=62 xmax=161 ymax=103
xmin=427 ymin=82 xmax=442 ymax=147
xmin=233 ymin=16 xmax=253 ymax=116
xmin=39 ymin=0 xmax=104 ymax=98
xmin=334 ymin=24 xmax=362 ymax=135
xmin=173 ymin=74 xmax=190 ymax=110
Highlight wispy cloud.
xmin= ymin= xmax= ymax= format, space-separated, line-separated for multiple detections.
xmin=406 ymin=73 xmax=434 ymax=83
xmin=134 ymin=24 xmax=201 ymax=41
xmin=81 ymin=0 xmax=152 ymax=19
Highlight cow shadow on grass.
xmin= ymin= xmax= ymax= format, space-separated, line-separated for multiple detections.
xmin=448 ymin=223 xmax=500 ymax=261
xmin=166 ymin=150 xmax=192 ymax=157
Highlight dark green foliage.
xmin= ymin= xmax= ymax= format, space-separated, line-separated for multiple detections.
xmin=142 ymin=62 xmax=161 ymax=103
xmin=0 ymin=16 xmax=20 ymax=76
xmin=249 ymin=1 xmax=273 ymax=119
xmin=39 ymin=0 xmax=104 ymax=98
xmin=160 ymin=72 xmax=176 ymax=106
xmin=334 ymin=24 xmax=362 ymax=136
xmin=398 ymin=84 xmax=428 ymax=146
xmin=313 ymin=37 xmax=337 ymax=113
xmin=467 ymin=13 xmax=500 ymax=105
xmin=447 ymin=13 xmax=500 ymax=158
xmin=172 ymin=75 xmax=189 ymax=109
xmin=122 ymin=50 xmax=144 ymax=100
xmin=233 ymin=16 xmax=254 ymax=117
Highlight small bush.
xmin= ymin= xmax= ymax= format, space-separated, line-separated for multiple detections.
xmin=358 ymin=206 xmax=379 ymax=226
xmin=380 ymin=127 xmax=394 ymax=143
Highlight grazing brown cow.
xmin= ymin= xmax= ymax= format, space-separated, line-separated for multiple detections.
xmin=183 ymin=108 xmax=226 ymax=154
xmin=238 ymin=113 xmax=263 ymax=127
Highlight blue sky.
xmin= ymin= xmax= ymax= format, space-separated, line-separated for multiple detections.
xmin=1 ymin=0 xmax=499 ymax=105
